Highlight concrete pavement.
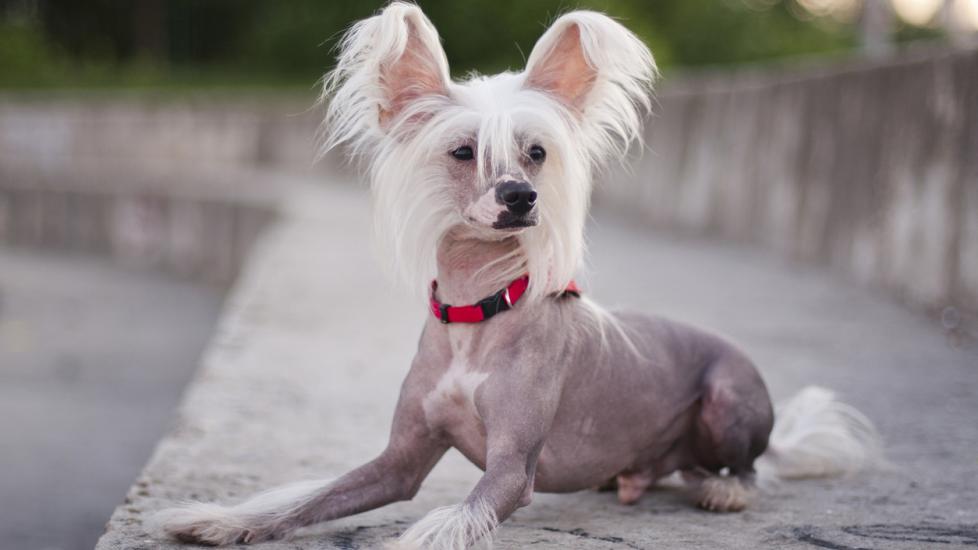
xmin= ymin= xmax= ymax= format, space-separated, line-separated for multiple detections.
xmin=97 ymin=180 xmax=978 ymax=549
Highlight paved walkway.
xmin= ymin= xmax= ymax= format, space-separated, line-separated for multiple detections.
xmin=0 ymin=248 xmax=223 ymax=550
xmin=97 ymin=181 xmax=978 ymax=549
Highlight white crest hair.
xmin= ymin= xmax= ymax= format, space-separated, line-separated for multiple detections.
xmin=321 ymin=2 xmax=656 ymax=299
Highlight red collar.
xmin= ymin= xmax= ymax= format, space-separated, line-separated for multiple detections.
xmin=430 ymin=276 xmax=580 ymax=324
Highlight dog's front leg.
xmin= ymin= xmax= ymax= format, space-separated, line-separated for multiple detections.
xmin=389 ymin=446 xmax=540 ymax=550
xmin=391 ymin=366 xmax=558 ymax=549
xmin=156 ymin=367 xmax=449 ymax=545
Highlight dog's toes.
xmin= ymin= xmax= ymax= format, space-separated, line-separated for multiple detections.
xmin=153 ymin=504 xmax=263 ymax=546
xmin=694 ymin=476 xmax=752 ymax=513
xmin=617 ymin=485 xmax=644 ymax=505
xmin=616 ymin=472 xmax=654 ymax=505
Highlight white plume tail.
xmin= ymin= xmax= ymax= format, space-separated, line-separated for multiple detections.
xmin=756 ymin=386 xmax=884 ymax=481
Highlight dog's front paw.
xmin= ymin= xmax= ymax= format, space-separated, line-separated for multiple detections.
xmin=153 ymin=503 xmax=287 ymax=546
xmin=384 ymin=501 xmax=497 ymax=550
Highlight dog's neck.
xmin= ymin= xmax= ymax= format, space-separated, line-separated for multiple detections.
xmin=435 ymin=228 xmax=525 ymax=306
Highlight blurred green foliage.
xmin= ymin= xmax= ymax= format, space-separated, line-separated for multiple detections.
xmin=0 ymin=0 xmax=874 ymax=90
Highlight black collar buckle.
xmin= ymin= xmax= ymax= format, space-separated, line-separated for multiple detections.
xmin=477 ymin=287 xmax=512 ymax=321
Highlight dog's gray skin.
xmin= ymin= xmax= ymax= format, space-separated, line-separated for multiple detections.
xmin=185 ymin=210 xmax=775 ymax=546
xmin=405 ymin=233 xmax=775 ymax=508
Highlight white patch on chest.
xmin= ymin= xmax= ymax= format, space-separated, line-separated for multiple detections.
xmin=422 ymin=359 xmax=489 ymax=433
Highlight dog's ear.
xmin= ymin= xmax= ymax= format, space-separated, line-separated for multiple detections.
xmin=524 ymin=12 xmax=656 ymax=155
xmin=373 ymin=5 xmax=450 ymax=126
xmin=322 ymin=2 xmax=450 ymax=150
xmin=524 ymin=19 xmax=596 ymax=111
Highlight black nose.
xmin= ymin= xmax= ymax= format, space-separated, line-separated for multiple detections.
xmin=495 ymin=181 xmax=537 ymax=216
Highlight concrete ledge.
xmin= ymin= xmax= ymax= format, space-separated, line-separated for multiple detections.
xmin=95 ymin=181 xmax=457 ymax=549
xmin=94 ymin=181 xmax=978 ymax=549
xmin=598 ymin=47 xmax=978 ymax=336
xmin=0 ymin=94 xmax=323 ymax=173
xmin=3 ymin=50 xmax=975 ymax=549
xmin=0 ymin=163 xmax=277 ymax=286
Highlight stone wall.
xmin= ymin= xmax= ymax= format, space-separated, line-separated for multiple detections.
xmin=2 ymin=48 xmax=976 ymax=320
xmin=0 ymin=164 xmax=277 ymax=286
xmin=0 ymin=94 xmax=323 ymax=286
xmin=598 ymin=47 xmax=978 ymax=328
xmin=0 ymin=94 xmax=326 ymax=173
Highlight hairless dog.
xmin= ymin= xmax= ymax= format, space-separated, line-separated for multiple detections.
xmin=157 ymin=4 xmax=881 ymax=548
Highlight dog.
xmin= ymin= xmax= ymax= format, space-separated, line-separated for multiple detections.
xmin=156 ymin=3 xmax=882 ymax=548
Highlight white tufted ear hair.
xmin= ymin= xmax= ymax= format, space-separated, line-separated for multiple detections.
xmin=524 ymin=11 xmax=657 ymax=162
xmin=321 ymin=2 xmax=451 ymax=155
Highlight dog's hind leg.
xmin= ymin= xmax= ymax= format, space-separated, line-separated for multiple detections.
xmin=683 ymin=468 xmax=755 ymax=512
xmin=685 ymin=350 xmax=774 ymax=512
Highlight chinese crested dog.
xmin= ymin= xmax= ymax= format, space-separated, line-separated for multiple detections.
xmin=156 ymin=3 xmax=881 ymax=548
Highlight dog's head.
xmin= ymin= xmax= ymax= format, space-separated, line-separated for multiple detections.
xmin=322 ymin=2 xmax=655 ymax=296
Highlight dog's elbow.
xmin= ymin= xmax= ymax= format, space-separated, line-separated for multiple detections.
xmin=485 ymin=451 xmax=537 ymax=509
xmin=497 ymin=467 xmax=534 ymax=509
xmin=394 ymin=472 xmax=427 ymax=502
xmin=397 ymin=482 xmax=419 ymax=502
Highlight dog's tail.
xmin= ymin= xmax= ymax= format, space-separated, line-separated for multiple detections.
xmin=755 ymin=386 xmax=884 ymax=482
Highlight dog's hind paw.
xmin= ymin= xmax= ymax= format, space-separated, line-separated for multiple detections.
xmin=693 ymin=476 xmax=753 ymax=512
xmin=616 ymin=471 xmax=654 ymax=505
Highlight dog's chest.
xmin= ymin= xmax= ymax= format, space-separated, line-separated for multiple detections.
xmin=422 ymin=336 xmax=489 ymax=457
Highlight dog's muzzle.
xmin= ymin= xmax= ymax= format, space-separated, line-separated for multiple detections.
xmin=496 ymin=181 xmax=537 ymax=216
xmin=493 ymin=180 xmax=538 ymax=229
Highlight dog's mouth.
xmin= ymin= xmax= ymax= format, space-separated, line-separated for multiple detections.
xmin=492 ymin=212 xmax=539 ymax=231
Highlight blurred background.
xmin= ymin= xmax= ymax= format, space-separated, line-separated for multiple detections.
xmin=1 ymin=1 xmax=976 ymax=550
xmin=2 ymin=0 xmax=978 ymax=90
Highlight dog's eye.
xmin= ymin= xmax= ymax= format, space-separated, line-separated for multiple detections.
xmin=451 ymin=146 xmax=474 ymax=161
xmin=528 ymin=145 xmax=546 ymax=163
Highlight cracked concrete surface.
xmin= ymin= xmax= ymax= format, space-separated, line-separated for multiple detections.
xmin=97 ymin=179 xmax=978 ymax=550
